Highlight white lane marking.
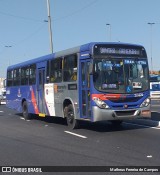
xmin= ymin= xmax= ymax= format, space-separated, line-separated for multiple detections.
xmin=0 ymin=111 xmax=4 ymax=112
xmin=20 ymin=117 xmax=30 ymax=121
xmin=151 ymin=126 xmax=160 ymax=129
xmin=147 ymin=155 xmax=152 ymax=158
xmin=125 ymin=122 xmax=160 ymax=130
xmin=64 ymin=131 xmax=87 ymax=139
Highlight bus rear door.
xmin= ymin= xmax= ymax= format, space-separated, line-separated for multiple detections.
xmin=37 ymin=62 xmax=46 ymax=115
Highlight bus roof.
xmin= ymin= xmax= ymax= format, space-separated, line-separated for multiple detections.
xmin=7 ymin=42 xmax=144 ymax=70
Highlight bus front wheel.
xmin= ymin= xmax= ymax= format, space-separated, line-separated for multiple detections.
xmin=64 ymin=104 xmax=79 ymax=129
xmin=22 ymin=101 xmax=31 ymax=120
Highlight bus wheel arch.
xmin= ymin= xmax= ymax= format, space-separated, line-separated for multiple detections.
xmin=63 ymin=99 xmax=79 ymax=129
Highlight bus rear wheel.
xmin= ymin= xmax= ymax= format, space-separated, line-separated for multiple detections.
xmin=22 ymin=101 xmax=31 ymax=120
xmin=64 ymin=104 xmax=79 ymax=129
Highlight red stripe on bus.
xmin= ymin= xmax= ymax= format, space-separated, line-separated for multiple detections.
xmin=92 ymin=94 xmax=122 ymax=100
xmin=31 ymin=88 xmax=39 ymax=114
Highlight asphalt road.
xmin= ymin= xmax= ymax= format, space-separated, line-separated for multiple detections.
xmin=0 ymin=104 xmax=159 ymax=175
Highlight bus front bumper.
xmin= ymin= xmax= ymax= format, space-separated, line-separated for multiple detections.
xmin=92 ymin=106 xmax=151 ymax=122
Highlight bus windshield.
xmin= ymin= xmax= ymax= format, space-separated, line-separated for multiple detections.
xmin=93 ymin=58 xmax=149 ymax=93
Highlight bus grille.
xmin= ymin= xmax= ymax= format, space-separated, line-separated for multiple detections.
xmin=112 ymin=104 xmax=138 ymax=109
xmin=115 ymin=110 xmax=136 ymax=116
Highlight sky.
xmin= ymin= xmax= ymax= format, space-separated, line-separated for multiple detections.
xmin=0 ymin=0 xmax=160 ymax=77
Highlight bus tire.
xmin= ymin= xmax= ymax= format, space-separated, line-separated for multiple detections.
xmin=22 ymin=101 xmax=31 ymax=120
xmin=64 ymin=104 xmax=79 ymax=129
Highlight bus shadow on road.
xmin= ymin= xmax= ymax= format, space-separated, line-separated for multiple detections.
xmin=35 ymin=115 xmax=67 ymax=126
xmin=151 ymin=112 xmax=160 ymax=121
xmin=79 ymin=121 xmax=124 ymax=132
xmin=31 ymin=115 xmax=127 ymax=132
xmin=77 ymin=120 xmax=153 ymax=133
xmin=15 ymin=113 xmax=67 ymax=126
xmin=16 ymin=113 xmax=154 ymax=132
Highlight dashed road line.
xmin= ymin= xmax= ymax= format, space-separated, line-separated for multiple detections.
xmin=20 ymin=117 xmax=25 ymax=120
xmin=151 ymin=126 xmax=160 ymax=130
xmin=64 ymin=131 xmax=87 ymax=139
xmin=20 ymin=117 xmax=30 ymax=121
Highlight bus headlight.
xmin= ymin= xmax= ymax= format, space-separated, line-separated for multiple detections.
xmin=93 ymin=97 xmax=110 ymax=109
xmin=140 ymin=98 xmax=150 ymax=108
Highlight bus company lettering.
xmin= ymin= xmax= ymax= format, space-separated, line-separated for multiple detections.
xmin=54 ymin=84 xmax=66 ymax=93
xmin=68 ymin=84 xmax=77 ymax=90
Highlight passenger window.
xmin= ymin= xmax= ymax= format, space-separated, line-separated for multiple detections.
xmin=29 ymin=64 xmax=36 ymax=85
xmin=21 ymin=67 xmax=29 ymax=85
xmin=50 ymin=58 xmax=62 ymax=83
xmin=7 ymin=70 xmax=13 ymax=87
xmin=63 ymin=55 xmax=77 ymax=82
xmin=13 ymin=69 xmax=21 ymax=86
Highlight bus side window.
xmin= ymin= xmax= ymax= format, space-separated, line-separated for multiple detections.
xmin=46 ymin=60 xmax=50 ymax=83
xmin=50 ymin=58 xmax=62 ymax=83
xmin=29 ymin=64 xmax=36 ymax=85
xmin=7 ymin=70 xmax=13 ymax=87
xmin=13 ymin=68 xmax=21 ymax=86
xmin=63 ymin=54 xmax=77 ymax=82
xmin=21 ymin=67 xmax=29 ymax=85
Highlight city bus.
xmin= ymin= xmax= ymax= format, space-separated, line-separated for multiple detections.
xmin=6 ymin=42 xmax=151 ymax=129
xmin=150 ymin=74 xmax=160 ymax=98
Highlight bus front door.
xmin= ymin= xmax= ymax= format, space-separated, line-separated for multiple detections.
xmin=37 ymin=68 xmax=45 ymax=114
xmin=80 ymin=60 xmax=91 ymax=119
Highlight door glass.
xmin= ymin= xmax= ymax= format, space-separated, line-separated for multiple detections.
xmin=87 ymin=90 xmax=91 ymax=117
xmin=81 ymin=62 xmax=85 ymax=88
xmin=87 ymin=62 xmax=90 ymax=88
xmin=81 ymin=61 xmax=91 ymax=118
xmin=38 ymin=69 xmax=45 ymax=113
xmin=82 ymin=90 xmax=86 ymax=116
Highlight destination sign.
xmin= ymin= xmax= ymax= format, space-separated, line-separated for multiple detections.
xmin=99 ymin=48 xmax=140 ymax=55
xmin=93 ymin=44 xmax=146 ymax=57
